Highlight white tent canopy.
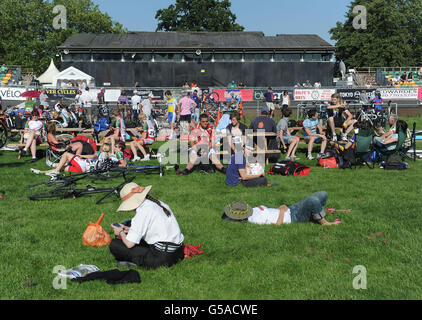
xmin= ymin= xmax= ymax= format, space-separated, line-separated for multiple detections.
xmin=52 ymin=66 xmax=95 ymax=88
xmin=36 ymin=59 xmax=60 ymax=85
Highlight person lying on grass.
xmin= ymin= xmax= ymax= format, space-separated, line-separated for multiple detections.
xmin=30 ymin=142 xmax=126 ymax=176
xmin=222 ymin=191 xmax=341 ymax=226
xmin=109 ymin=182 xmax=185 ymax=269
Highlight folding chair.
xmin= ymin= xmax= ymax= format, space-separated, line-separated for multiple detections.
xmin=354 ymin=129 xmax=374 ymax=169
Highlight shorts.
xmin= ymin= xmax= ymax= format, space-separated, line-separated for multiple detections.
xmin=136 ymin=138 xmax=155 ymax=145
xmin=282 ymin=135 xmax=295 ymax=144
xmin=180 ymin=114 xmax=191 ymax=123
xmin=334 ymin=116 xmax=344 ymax=128
xmin=168 ymin=112 xmax=176 ymax=124
xmin=304 ymin=136 xmax=323 ymax=144
xmin=266 ymin=102 xmax=275 ymax=111
xmin=68 ymin=156 xmax=87 ymax=173
xmin=192 ymin=108 xmax=200 ymax=122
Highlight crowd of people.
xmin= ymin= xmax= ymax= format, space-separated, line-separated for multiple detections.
xmin=17 ymin=81 xmax=411 ymax=272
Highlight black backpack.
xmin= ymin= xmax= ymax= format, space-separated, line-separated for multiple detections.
xmin=267 ymin=161 xmax=310 ymax=176
xmin=384 ymin=154 xmax=407 ymax=170
xmin=338 ymin=148 xmax=356 ymax=169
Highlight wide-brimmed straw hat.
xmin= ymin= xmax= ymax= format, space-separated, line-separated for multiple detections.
xmin=224 ymin=200 xmax=253 ymax=220
xmin=117 ymin=182 xmax=152 ymax=212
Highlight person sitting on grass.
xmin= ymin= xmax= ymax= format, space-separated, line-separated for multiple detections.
xmin=104 ymin=109 xmax=127 ymax=154
xmin=21 ymin=109 xmax=46 ymax=162
xmin=277 ymin=108 xmax=300 ymax=161
xmin=109 ymin=182 xmax=185 ymax=269
xmin=130 ymin=118 xmax=156 ymax=162
xmin=226 ymin=146 xmax=278 ymax=188
xmin=46 ymin=122 xmax=96 ymax=156
xmin=177 ymin=113 xmax=226 ymax=175
xmin=222 ymin=191 xmax=341 ymax=226
xmin=303 ymin=109 xmax=327 ymax=160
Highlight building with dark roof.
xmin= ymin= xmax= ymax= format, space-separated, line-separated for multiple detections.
xmin=58 ymin=31 xmax=336 ymax=87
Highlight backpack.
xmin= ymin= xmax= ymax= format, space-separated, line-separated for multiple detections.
xmin=267 ymin=161 xmax=310 ymax=176
xmin=93 ymin=117 xmax=109 ymax=132
xmin=267 ymin=138 xmax=280 ymax=163
xmin=384 ymin=154 xmax=407 ymax=170
xmin=338 ymin=147 xmax=356 ymax=169
xmin=318 ymin=157 xmax=338 ymax=168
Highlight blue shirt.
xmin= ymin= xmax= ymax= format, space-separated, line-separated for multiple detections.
xmin=303 ymin=118 xmax=319 ymax=136
xmin=226 ymin=153 xmax=246 ymax=186
xmin=191 ymin=94 xmax=201 ymax=108
xmin=264 ymin=92 xmax=273 ymax=102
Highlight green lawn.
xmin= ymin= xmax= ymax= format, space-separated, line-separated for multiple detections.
xmin=0 ymin=116 xmax=421 ymax=300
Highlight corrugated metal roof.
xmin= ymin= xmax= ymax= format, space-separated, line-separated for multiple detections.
xmin=58 ymin=32 xmax=334 ymax=50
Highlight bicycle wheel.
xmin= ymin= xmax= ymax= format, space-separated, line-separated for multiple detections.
xmin=29 ymin=188 xmax=75 ymax=200
xmin=0 ymin=122 xmax=7 ymax=149
xmin=95 ymin=176 xmax=135 ymax=204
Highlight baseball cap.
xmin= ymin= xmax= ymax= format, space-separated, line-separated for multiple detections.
xmin=261 ymin=107 xmax=270 ymax=114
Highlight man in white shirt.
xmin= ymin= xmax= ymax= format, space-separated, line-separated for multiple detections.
xmin=222 ymin=192 xmax=341 ymax=226
xmin=131 ymin=90 xmax=142 ymax=123
xmin=140 ymin=92 xmax=154 ymax=120
xmin=80 ymin=87 xmax=94 ymax=125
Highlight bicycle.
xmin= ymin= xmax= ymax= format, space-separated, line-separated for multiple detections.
xmin=28 ymin=175 xmax=136 ymax=204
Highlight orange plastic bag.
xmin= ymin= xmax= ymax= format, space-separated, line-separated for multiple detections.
xmin=82 ymin=213 xmax=111 ymax=247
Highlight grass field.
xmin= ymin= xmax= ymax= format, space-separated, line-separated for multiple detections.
xmin=1 ymin=116 xmax=421 ymax=300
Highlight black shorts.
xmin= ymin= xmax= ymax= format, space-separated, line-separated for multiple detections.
xmin=81 ymin=141 xmax=95 ymax=155
xmin=334 ymin=116 xmax=344 ymax=128
xmin=180 ymin=114 xmax=191 ymax=123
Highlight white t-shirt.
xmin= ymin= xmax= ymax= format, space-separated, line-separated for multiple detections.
xmin=131 ymin=95 xmax=142 ymax=111
xmin=140 ymin=98 xmax=153 ymax=118
xmin=80 ymin=91 xmax=93 ymax=108
xmin=248 ymin=206 xmax=291 ymax=225
xmin=126 ymin=199 xmax=184 ymax=245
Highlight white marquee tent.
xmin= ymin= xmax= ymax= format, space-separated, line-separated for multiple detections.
xmin=36 ymin=59 xmax=60 ymax=85
xmin=52 ymin=66 xmax=95 ymax=88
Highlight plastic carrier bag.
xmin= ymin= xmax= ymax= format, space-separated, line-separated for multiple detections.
xmin=82 ymin=213 xmax=111 ymax=247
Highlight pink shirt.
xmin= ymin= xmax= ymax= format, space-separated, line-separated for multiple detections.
xmin=179 ymin=96 xmax=195 ymax=116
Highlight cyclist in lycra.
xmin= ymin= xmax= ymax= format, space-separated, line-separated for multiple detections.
xmin=165 ymin=90 xmax=178 ymax=139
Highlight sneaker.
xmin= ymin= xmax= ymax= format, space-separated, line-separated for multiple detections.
xmin=141 ymin=155 xmax=150 ymax=161
xmin=132 ymin=156 xmax=141 ymax=161
xmin=332 ymin=135 xmax=337 ymax=142
xmin=285 ymin=156 xmax=291 ymax=161
xmin=291 ymin=156 xmax=300 ymax=161
xmin=117 ymin=261 xmax=137 ymax=268
xmin=30 ymin=168 xmax=41 ymax=174
xmin=307 ymin=154 xmax=315 ymax=160
xmin=341 ymin=134 xmax=348 ymax=141
xmin=179 ymin=169 xmax=192 ymax=176
xmin=21 ymin=149 xmax=27 ymax=157
xmin=317 ymin=152 xmax=325 ymax=159
xmin=31 ymin=157 xmax=38 ymax=163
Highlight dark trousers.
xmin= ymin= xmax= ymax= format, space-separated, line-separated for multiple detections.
xmin=241 ymin=176 xmax=268 ymax=187
xmin=109 ymin=239 xmax=184 ymax=270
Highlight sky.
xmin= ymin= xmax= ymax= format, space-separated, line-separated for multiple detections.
xmin=93 ymin=0 xmax=353 ymax=45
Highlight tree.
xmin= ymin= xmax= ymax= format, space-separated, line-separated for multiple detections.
xmin=155 ymin=0 xmax=244 ymax=32
xmin=0 ymin=0 xmax=126 ymax=75
xmin=329 ymin=0 xmax=422 ymax=68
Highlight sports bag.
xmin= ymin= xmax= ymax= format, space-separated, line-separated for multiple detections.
xmin=267 ymin=161 xmax=310 ymax=176
xmin=93 ymin=117 xmax=110 ymax=132
xmin=384 ymin=154 xmax=407 ymax=170
xmin=318 ymin=157 xmax=338 ymax=168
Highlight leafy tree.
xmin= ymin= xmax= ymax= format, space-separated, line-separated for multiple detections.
xmin=0 ymin=0 xmax=126 ymax=75
xmin=155 ymin=0 xmax=244 ymax=32
xmin=329 ymin=0 xmax=422 ymax=68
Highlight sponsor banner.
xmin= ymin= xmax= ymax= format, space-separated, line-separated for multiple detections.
xmin=45 ymin=88 xmax=78 ymax=99
xmin=337 ymin=88 xmax=376 ymax=101
xmin=253 ymin=89 xmax=294 ymax=102
xmin=128 ymin=89 xmax=164 ymax=101
xmin=0 ymin=87 xmax=27 ymax=101
xmin=418 ymin=88 xmax=422 ymax=100
xmin=212 ymin=89 xmax=254 ymax=102
xmin=294 ymin=89 xmax=336 ymax=101
xmin=379 ymin=88 xmax=419 ymax=100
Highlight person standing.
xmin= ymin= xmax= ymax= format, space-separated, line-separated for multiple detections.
xmin=165 ymin=91 xmax=178 ymax=139
xmin=263 ymin=87 xmax=275 ymax=118
xmin=190 ymin=89 xmax=202 ymax=127
xmin=178 ymin=91 xmax=196 ymax=135
xmin=109 ymin=182 xmax=185 ymax=269
xmin=39 ymin=89 xmax=49 ymax=109
xmin=281 ymin=90 xmax=290 ymax=111
xmin=140 ymin=92 xmax=154 ymax=121
xmin=131 ymin=90 xmax=142 ymax=124
xmin=80 ymin=87 xmax=94 ymax=126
